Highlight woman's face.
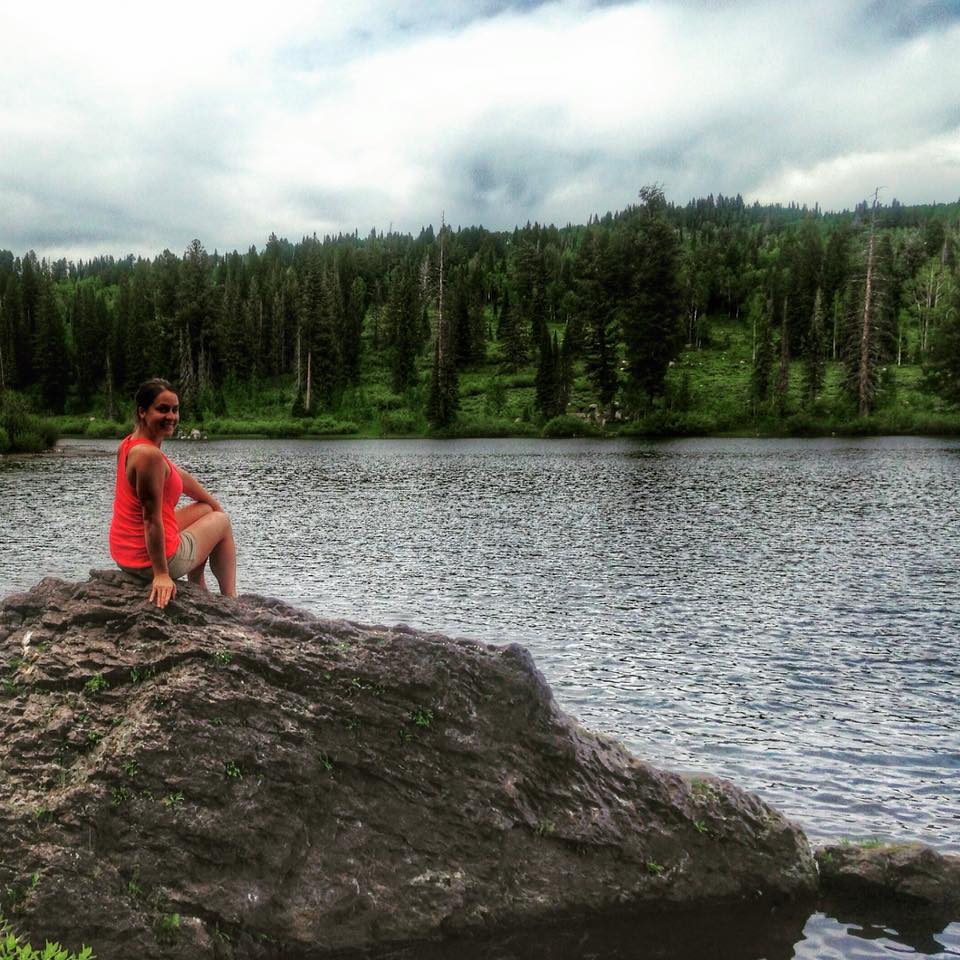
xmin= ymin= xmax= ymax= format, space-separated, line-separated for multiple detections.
xmin=139 ymin=390 xmax=180 ymax=437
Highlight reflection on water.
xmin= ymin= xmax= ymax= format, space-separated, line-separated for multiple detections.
xmin=376 ymin=902 xmax=960 ymax=959
xmin=2 ymin=437 xmax=959 ymax=958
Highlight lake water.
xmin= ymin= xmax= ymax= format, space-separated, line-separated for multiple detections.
xmin=1 ymin=436 xmax=958 ymax=959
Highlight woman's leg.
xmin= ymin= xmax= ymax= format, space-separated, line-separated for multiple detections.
xmin=182 ymin=511 xmax=237 ymax=597
xmin=176 ymin=503 xmax=213 ymax=587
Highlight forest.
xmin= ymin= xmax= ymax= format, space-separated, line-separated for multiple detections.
xmin=1 ymin=188 xmax=959 ymax=452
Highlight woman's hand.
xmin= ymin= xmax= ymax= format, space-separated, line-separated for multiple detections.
xmin=149 ymin=573 xmax=177 ymax=609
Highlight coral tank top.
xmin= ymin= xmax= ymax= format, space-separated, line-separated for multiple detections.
xmin=109 ymin=435 xmax=182 ymax=568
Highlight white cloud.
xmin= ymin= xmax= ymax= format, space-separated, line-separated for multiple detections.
xmin=1 ymin=0 xmax=959 ymax=259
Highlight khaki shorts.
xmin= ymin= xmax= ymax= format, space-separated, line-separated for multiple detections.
xmin=119 ymin=531 xmax=198 ymax=581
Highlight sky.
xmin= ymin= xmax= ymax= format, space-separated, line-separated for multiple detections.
xmin=1 ymin=0 xmax=959 ymax=261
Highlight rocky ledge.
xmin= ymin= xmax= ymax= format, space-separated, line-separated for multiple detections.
xmin=0 ymin=571 xmax=832 ymax=957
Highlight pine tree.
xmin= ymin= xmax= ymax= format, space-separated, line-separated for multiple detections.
xmin=534 ymin=322 xmax=557 ymax=419
xmin=802 ymin=288 xmax=827 ymax=405
xmin=576 ymin=230 xmax=619 ymax=414
xmin=751 ymin=298 xmax=775 ymax=414
xmin=623 ymin=191 xmax=683 ymax=402
xmin=497 ymin=288 xmax=528 ymax=369
xmin=385 ymin=266 xmax=421 ymax=393
xmin=33 ymin=273 xmax=70 ymax=413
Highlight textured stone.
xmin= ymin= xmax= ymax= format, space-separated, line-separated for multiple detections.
xmin=0 ymin=571 xmax=817 ymax=958
xmin=816 ymin=842 xmax=960 ymax=916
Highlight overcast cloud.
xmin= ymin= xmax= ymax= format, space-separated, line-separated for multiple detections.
xmin=1 ymin=0 xmax=958 ymax=259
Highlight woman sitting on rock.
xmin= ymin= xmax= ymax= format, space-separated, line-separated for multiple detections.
xmin=109 ymin=378 xmax=237 ymax=609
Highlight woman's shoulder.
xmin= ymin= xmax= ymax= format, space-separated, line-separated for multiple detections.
xmin=126 ymin=440 xmax=164 ymax=468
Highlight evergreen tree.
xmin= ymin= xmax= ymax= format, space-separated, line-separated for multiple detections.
xmin=751 ymin=298 xmax=775 ymax=414
xmin=33 ymin=273 xmax=70 ymax=413
xmin=924 ymin=280 xmax=960 ymax=404
xmin=623 ymin=190 xmax=683 ymax=402
xmin=534 ymin=322 xmax=558 ymax=419
xmin=802 ymin=288 xmax=827 ymax=405
xmin=384 ymin=266 xmax=421 ymax=393
xmin=576 ymin=230 xmax=619 ymax=414
xmin=497 ymin=288 xmax=528 ymax=369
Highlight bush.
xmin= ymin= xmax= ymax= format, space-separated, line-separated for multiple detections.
xmin=0 ymin=392 xmax=59 ymax=453
xmin=430 ymin=417 xmax=540 ymax=438
xmin=304 ymin=416 xmax=359 ymax=436
xmin=0 ymin=911 xmax=95 ymax=959
xmin=83 ymin=420 xmax=127 ymax=439
xmin=622 ymin=410 xmax=719 ymax=438
xmin=541 ymin=415 xmax=603 ymax=438
xmin=53 ymin=417 xmax=90 ymax=436
xmin=205 ymin=418 xmax=308 ymax=438
xmin=9 ymin=429 xmax=45 ymax=453
xmin=0 ymin=426 xmax=9 ymax=454
xmin=379 ymin=409 xmax=419 ymax=434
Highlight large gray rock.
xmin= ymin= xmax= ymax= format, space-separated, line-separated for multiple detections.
xmin=816 ymin=843 xmax=960 ymax=914
xmin=0 ymin=571 xmax=817 ymax=958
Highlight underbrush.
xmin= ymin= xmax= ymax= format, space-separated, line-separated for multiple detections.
xmin=0 ymin=911 xmax=94 ymax=959
xmin=541 ymin=414 xmax=603 ymax=438
xmin=204 ymin=417 xmax=359 ymax=438
xmin=0 ymin=393 xmax=59 ymax=453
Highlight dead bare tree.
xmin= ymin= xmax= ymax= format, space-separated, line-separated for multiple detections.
xmin=858 ymin=188 xmax=881 ymax=418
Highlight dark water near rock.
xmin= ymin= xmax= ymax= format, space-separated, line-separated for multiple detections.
xmin=2 ymin=436 xmax=958 ymax=959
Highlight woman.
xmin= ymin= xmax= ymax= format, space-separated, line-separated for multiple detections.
xmin=109 ymin=378 xmax=237 ymax=609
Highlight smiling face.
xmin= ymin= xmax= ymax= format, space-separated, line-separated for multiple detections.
xmin=137 ymin=389 xmax=180 ymax=441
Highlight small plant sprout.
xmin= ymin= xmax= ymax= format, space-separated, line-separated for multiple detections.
xmin=646 ymin=860 xmax=664 ymax=876
xmin=319 ymin=752 xmax=334 ymax=772
xmin=84 ymin=674 xmax=108 ymax=694
xmin=122 ymin=760 xmax=139 ymax=778
xmin=225 ymin=761 xmax=242 ymax=779
xmin=154 ymin=912 xmax=181 ymax=944
xmin=212 ymin=649 xmax=233 ymax=666
xmin=410 ymin=707 xmax=434 ymax=728
xmin=112 ymin=786 xmax=130 ymax=805
xmin=163 ymin=791 xmax=184 ymax=807
xmin=693 ymin=819 xmax=708 ymax=834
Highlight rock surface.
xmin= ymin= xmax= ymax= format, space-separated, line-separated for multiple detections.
xmin=0 ymin=571 xmax=818 ymax=958
xmin=816 ymin=843 xmax=960 ymax=913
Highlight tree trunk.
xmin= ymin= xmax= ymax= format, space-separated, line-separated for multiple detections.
xmin=776 ymin=296 xmax=790 ymax=417
xmin=305 ymin=350 xmax=312 ymax=413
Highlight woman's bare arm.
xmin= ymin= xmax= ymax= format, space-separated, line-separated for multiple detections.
xmin=130 ymin=446 xmax=176 ymax=608
xmin=177 ymin=466 xmax=223 ymax=512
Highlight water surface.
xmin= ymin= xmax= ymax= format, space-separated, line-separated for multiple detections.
xmin=2 ymin=436 xmax=958 ymax=958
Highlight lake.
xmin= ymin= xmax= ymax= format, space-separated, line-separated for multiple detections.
xmin=1 ymin=435 xmax=958 ymax=958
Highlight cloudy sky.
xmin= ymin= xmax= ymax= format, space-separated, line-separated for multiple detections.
xmin=2 ymin=0 xmax=958 ymax=260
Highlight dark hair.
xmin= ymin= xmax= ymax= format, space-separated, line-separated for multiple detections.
xmin=134 ymin=378 xmax=177 ymax=423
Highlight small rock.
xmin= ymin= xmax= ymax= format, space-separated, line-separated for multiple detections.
xmin=816 ymin=843 xmax=960 ymax=914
